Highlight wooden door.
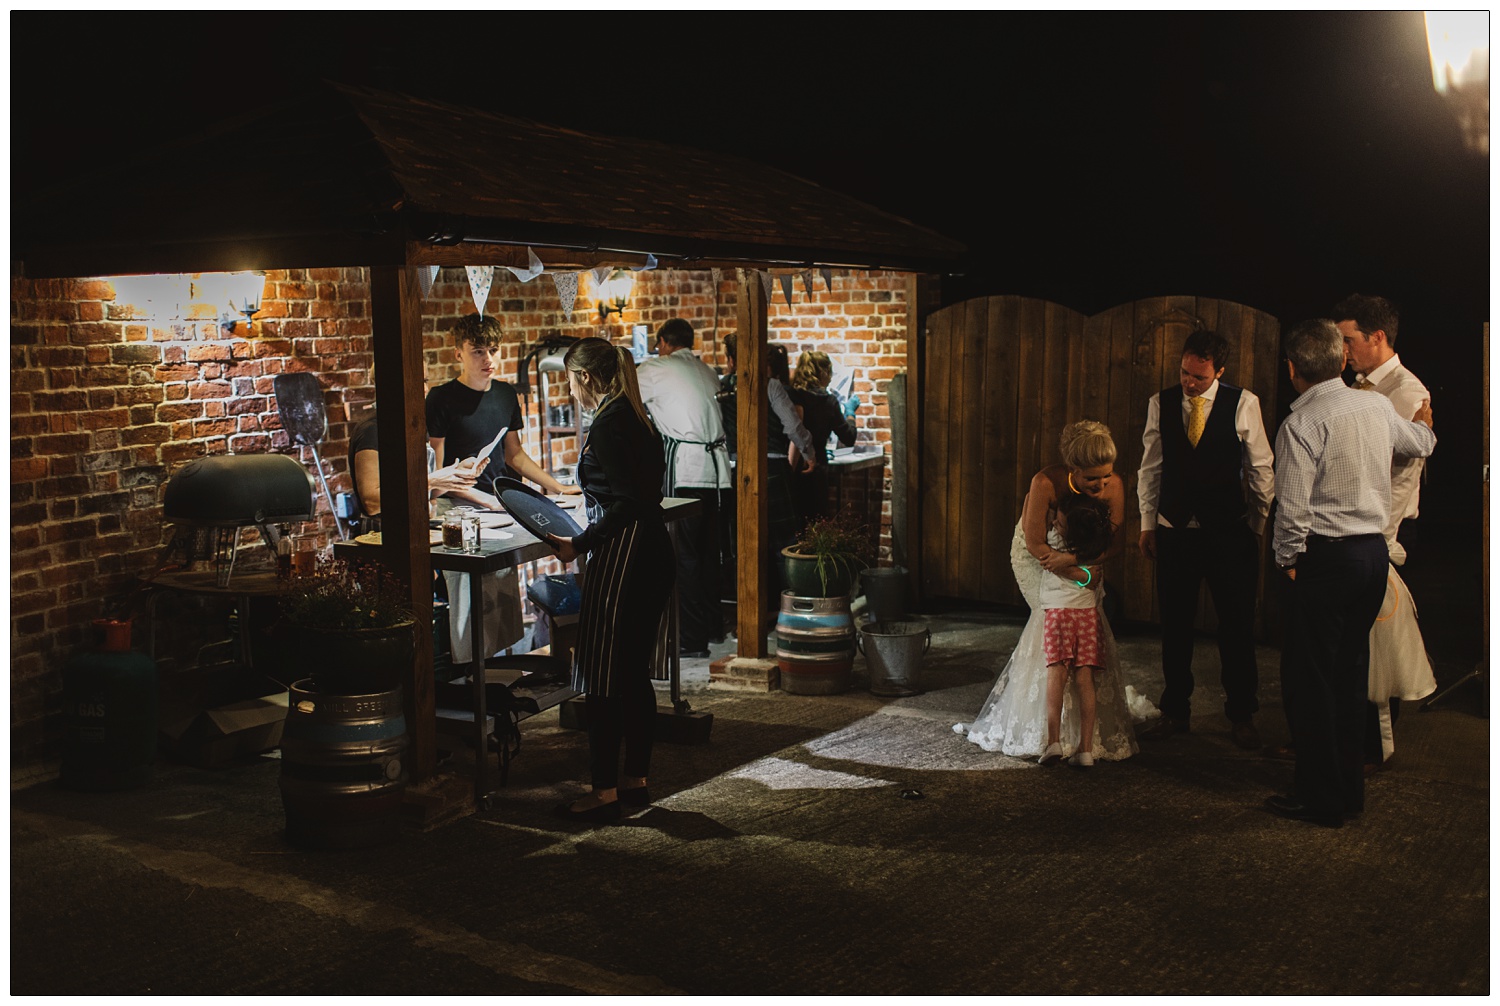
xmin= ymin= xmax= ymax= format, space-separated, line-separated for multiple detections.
xmin=921 ymin=294 xmax=1280 ymax=632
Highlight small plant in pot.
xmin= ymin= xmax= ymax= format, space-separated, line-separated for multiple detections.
xmin=781 ymin=512 xmax=873 ymax=598
xmin=278 ymin=558 xmax=416 ymax=696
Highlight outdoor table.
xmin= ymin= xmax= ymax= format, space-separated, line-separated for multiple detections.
xmin=336 ymin=495 xmax=703 ymax=807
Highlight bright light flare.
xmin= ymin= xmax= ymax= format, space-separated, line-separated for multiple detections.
xmin=1425 ymin=11 xmax=1489 ymax=94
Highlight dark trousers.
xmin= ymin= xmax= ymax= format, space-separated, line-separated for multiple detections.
xmin=1280 ymin=533 xmax=1388 ymax=816
xmin=1155 ymin=523 xmax=1261 ymax=723
xmin=586 ymin=673 xmax=657 ymax=790
xmin=672 ymin=486 xmax=725 ymax=650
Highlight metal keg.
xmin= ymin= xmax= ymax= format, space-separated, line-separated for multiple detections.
xmin=775 ymin=591 xmax=856 ymax=695
xmin=279 ymin=681 xmax=408 ymax=850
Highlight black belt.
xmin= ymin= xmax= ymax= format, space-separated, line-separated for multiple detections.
xmin=1306 ymin=532 xmax=1383 ymax=547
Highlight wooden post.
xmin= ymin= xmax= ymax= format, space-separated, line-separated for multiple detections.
xmin=904 ymin=273 xmax=940 ymax=609
xmin=370 ymin=266 xmax=436 ymax=779
xmin=735 ymin=271 xmax=770 ymax=657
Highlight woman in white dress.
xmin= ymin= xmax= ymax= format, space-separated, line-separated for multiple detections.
xmin=955 ymin=421 xmax=1139 ymax=763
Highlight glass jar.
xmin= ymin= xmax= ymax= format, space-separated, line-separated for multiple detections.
xmin=442 ymin=508 xmax=470 ymax=551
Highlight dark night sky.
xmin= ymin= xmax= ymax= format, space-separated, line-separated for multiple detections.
xmin=11 ymin=11 xmax=1490 ymax=522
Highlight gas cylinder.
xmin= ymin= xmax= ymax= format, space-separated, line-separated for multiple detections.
xmin=60 ymin=619 xmax=158 ymax=792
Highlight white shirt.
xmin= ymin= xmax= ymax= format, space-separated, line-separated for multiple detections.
xmin=1272 ymin=378 xmax=1437 ymax=568
xmin=635 ymin=351 xmax=731 ymax=489
xmin=1038 ymin=528 xmax=1102 ymax=610
xmin=1137 ymin=379 xmax=1275 ymax=534
xmin=1355 ymin=353 xmax=1429 ymax=557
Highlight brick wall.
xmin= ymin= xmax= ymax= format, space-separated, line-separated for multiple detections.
xmin=10 ymin=264 xmax=908 ymax=778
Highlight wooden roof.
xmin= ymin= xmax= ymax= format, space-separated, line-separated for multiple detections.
xmin=16 ymin=83 xmax=964 ymax=279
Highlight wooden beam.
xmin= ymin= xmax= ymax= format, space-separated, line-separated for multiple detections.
xmin=370 ymin=266 xmax=437 ymax=780
xmin=735 ymin=271 xmax=770 ymax=657
xmin=904 ymin=273 xmax=940 ymax=609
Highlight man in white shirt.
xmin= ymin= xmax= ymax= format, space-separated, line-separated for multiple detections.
xmin=1137 ymin=330 xmax=1275 ymax=749
xmin=1266 ymin=318 xmax=1435 ymax=828
xmin=636 ymin=318 xmax=733 ymax=657
xmin=1334 ymin=293 xmax=1437 ymax=767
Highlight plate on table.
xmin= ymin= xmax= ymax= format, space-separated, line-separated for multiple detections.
xmin=478 ymin=512 xmax=514 ymax=528
xmin=493 ymin=478 xmax=584 ymax=540
xmin=354 ymin=530 xmax=448 ymax=546
xmin=546 ymin=494 xmax=584 ymax=510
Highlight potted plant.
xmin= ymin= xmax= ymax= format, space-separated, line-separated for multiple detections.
xmin=278 ymin=558 xmax=416 ymax=695
xmin=781 ymin=512 xmax=873 ymax=598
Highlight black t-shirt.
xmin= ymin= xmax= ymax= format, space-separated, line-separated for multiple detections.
xmin=348 ymin=414 xmax=381 ymax=519
xmin=424 ymin=379 xmax=524 ymax=489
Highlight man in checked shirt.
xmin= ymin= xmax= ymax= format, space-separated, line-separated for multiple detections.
xmin=1265 ymin=319 xmax=1434 ymax=829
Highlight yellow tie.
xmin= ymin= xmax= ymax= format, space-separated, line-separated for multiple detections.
xmin=1187 ymin=395 xmax=1206 ymax=447
xmin=1355 ymin=377 xmax=1377 ymax=391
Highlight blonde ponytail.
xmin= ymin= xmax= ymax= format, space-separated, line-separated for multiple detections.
xmin=564 ymin=337 xmax=653 ymax=428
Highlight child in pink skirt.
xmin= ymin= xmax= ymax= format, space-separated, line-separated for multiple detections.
xmin=1038 ymin=494 xmax=1115 ymax=767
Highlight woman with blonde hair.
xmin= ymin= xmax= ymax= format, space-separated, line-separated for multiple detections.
xmin=789 ymin=351 xmax=857 ymax=521
xmin=955 ymin=420 xmax=1138 ymax=766
xmin=546 ymin=337 xmax=673 ymax=824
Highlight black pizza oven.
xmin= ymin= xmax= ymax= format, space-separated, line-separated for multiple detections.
xmin=160 ymin=455 xmax=315 ymax=584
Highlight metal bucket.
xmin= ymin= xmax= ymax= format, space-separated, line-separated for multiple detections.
xmin=279 ymin=681 xmax=408 ymax=850
xmin=858 ymin=620 xmax=931 ymax=697
xmin=775 ymin=592 xmax=855 ymax=695
xmin=861 ymin=566 xmax=909 ymax=623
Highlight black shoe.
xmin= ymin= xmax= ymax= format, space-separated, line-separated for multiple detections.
xmin=552 ymin=799 xmax=621 ymax=825
xmin=1263 ymin=794 xmax=1343 ymax=829
xmin=1229 ymin=719 xmax=1261 ymax=750
xmin=679 ymin=647 xmax=711 ymax=659
xmin=1141 ymin=715 xmax=1189 ymax=739
xmin=619 ymin=786 xmax=652 ymax=808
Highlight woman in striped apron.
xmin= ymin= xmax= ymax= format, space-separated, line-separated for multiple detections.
xmin=546 ymin=338 xmax=673 ymax=824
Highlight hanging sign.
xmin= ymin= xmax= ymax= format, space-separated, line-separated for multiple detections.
xmin=465 ymin=266 xmax=494 ymax=314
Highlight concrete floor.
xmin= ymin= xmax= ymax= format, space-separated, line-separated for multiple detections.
xmin=10 ymin=602 xmax=1488 ymax=995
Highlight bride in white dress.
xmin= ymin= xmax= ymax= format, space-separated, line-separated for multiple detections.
xmin=954 ymin=421 xmax=1138 ymax=763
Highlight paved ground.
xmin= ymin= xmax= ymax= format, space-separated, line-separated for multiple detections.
xmin=10 ymin=604 xmax=1488 ymax=995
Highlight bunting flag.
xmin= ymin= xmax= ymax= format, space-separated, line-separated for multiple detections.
xmin=640 ymin=253 xmax=658 ymax=271
xmin=590 ymin=265 xmax=613 ymax=294
xmin=758 ymin=270 xmax=773 ymax=302
xmin=506 ymin=247 xmax=545 ymax=283
xmin=552 ymin=272 xmax=580 ymax=315
xmin=778 ymin=273 xmax=795 ymax=307
xmin=820 ymin=267 xmax=834 ymax=292
xmin=465 ymin=266 xmax=494 ymax=314
xmin=711 ymin=267 xmax=723 ymax=289
xmin=418 ymin=265 xmax=439 ymax=299
xmin=801 ymin=270 xmax=816 ymax=299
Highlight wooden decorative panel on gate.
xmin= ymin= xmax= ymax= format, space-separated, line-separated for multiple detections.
xmin=920 ymin=295 xmax=1281 ymax=631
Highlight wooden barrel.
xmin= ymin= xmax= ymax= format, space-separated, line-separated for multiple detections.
xmin=279 ymin=681 xmax=408 ymax=850
xmin=775 ymin=592 xmax=856 ymax=695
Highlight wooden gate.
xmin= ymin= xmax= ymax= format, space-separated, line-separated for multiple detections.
xmin=920 ymin=295 xmax=1281 ymax=627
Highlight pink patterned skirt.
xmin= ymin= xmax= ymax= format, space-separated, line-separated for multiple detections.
xmin=1042 ymin=607 xmax=1103 ymax=669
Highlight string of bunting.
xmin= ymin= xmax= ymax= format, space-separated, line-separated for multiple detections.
xmin=456 ymin=251 xmax=834 ymax=317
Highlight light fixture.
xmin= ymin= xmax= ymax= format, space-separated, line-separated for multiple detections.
xmin=1424 ymin=11 xmax=1489 ymax=156
xmin=215 ymin=271 xmax=268 ymax=333
xmin=595 ymin=269 xmax=636 ymax=322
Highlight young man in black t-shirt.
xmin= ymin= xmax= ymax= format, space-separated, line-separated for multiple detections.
xmin=425 ymin=315 xmax=578 ymax=508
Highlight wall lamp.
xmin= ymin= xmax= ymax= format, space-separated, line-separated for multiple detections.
xmin=216 ymin=271 xmax=268 ymax=333
xmin=595 ymin=269 xmax=636 ymax=322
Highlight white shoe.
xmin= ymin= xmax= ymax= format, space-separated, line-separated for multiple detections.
xmin=1040 ymin=742 xmax=1064 ymax=767
xmin=1069 ymin=751 xmax=1094 ymax=768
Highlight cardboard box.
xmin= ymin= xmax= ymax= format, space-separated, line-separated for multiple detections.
xmin=159 ymin=668 xmax=290 ymax=769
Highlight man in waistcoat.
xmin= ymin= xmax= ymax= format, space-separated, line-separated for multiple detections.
xmin=636 ymin=318 xmax=732 ymax=658
xmin=1138 ymin=330 xmax=1275 ymax=748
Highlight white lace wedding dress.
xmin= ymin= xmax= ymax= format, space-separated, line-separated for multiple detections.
xmin=954 ymin=521 xmax=1138 ymax=761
